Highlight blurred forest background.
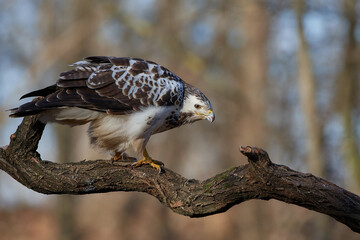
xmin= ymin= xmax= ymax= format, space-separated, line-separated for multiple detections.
xmin=0 ymin=0 xmax=359 ymax=239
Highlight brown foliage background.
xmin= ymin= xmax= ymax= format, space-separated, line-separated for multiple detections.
xmin=0 ymin=0 xmax=359 ymax=239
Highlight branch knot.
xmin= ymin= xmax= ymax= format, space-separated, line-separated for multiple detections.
xmin=239 ymin=146 xmax=272 ymax=167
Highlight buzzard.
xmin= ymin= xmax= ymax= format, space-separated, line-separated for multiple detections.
xmin=10 ymin=56 xmax=214 ymax=171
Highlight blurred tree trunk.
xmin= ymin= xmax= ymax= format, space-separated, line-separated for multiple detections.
xmin=39 ymin=2 xmax=78 ymax=239
xmin=41 ymin=1 xmax=78 ymax=238
xmin=294 ymin=1 xmax=332 ymax=239
xmin=55 ymin=125 xmax=78 ymax=240
xmin=237 ymin=1 xmax=269 ymax=239
xmin=237 ymin=0 xmax=268 ymax=148
xmin=39 ymin=1 xmax=100 ymax=239
xmin=294 ymin=0 xmax=325 ymax=177
xmin=338 ymin=0 xmax=360 ymax=189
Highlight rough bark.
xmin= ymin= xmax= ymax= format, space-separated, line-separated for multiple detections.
xmin=0 ymin=116 xmax=360 ymax=233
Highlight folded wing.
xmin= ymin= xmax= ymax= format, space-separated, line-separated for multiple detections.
xmin=10 ymin=56 xmax=184 ymax=117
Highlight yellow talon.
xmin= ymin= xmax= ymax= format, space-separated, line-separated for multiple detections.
xmin=111 ymin=151 xmax=125 ymax=164
xmin=113 ymin=152 xmax=123 ymax=161
xmin=133 ymin=149 xmax=164 ymax=172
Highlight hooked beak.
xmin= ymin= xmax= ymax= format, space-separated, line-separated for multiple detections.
xmin=205 ymin=109 xmax=215 ymax=123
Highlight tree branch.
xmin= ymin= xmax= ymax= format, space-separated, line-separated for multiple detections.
xmin=1 ymin=116 xmax=360 ymax=233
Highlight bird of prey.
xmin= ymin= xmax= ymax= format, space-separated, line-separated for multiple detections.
xmin=10 ymin=56 xmax=215 ymax=171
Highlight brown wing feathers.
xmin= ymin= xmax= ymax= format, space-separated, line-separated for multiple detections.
xmin=11 ymin=58 xmax=124 ymax=117
xmin=10 ymin=56 xmax=183 ymax=117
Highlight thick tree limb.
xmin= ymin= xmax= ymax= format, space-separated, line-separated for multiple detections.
xmin=1 ymin=116 xmax=360 ymax=233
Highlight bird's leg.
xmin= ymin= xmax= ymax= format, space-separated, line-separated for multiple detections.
xmin=111 ymin=151 xmax=126 ymax=164
xmin=133 ymin=148 xmax=164 ymax=172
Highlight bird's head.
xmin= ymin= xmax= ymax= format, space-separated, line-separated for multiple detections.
xmin=180 ymin=84 xmax=214 ymax=123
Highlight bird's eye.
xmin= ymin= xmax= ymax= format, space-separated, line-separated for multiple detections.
xmin=194 ymin=104 xmax=201 ymax=109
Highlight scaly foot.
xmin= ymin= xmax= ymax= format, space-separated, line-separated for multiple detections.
xmin=132 ymin=149 xmax=164 ymax=173
xmin=111 ymin=151 xmax=126 ymax=164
